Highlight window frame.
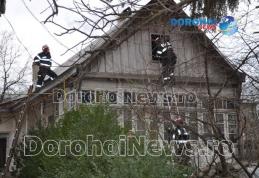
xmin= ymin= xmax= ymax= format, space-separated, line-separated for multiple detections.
xmin=123 ymin=109 xmax=133 ymax=131
xmin=227 ymin=113 xmax=237 ymax=143
xmin=186 ymin=112 xmax=198 ymax=140
xmin=150 ymin=33 xmax=171 ymax=62
xmin=215 ymin=113 xmax=225 ymax=134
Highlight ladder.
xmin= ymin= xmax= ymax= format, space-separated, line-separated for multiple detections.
xmin=1 ymin=90 xmax=31 ymax=178
xmin=163 ymin=75 xmax=180 ymax=122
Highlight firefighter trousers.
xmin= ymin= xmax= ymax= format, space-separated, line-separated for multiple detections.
xmin=36 ymin=66 xmax=57 ymax=87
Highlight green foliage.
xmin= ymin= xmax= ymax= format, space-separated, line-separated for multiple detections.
xmin=15 ymin=105 xmax=192 ymax=178
xmin=190 ymin=0 xmax=240 ymax=19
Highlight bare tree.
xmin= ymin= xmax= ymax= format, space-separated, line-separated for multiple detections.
xmin=0 ymin=32 xmax=28 ymax=102
xmin=33 ymin=0 xmax=243 ymax=53
xmin=22 ymin=0 xmax=259 ymax=177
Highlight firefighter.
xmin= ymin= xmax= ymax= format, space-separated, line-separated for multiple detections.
xmin=34 ymin=45 xmax=57 ymax=88
xmin=153 ymin=37 xmax=177 ymax=83
xmin=166 ymin=117 xmax=189 ymax=144
xmin=166 ymin=125 xmax=175 ymax=144
xmin=173 ymin=117 xmax=191 ymax=165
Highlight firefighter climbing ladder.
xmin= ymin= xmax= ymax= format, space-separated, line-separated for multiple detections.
xmin=1 ymin=93 xmax=31 ymax=178
xmin=163 ymin=78 xmax=180 ymax=123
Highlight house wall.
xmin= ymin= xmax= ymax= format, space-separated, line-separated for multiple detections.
xmin=0 ymin=113 xmax=15 ymax=166
xmin=88 ymin=24 xmax=234 ymax=86
xmin=72 ymin=18 xmax=242 ymax=164
xmin=0 ymin=14 xmax=244 ymax=170
xmin=0 ymin=112 xmax=22 ymax=171
xmin=76 ymin=78 xmax=239 ymax=143
xmin=0 ymin=96 xmax=58 ymax=173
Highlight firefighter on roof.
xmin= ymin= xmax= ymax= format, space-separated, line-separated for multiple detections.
xmin=34 ymin=45 xmax=57 ymax=88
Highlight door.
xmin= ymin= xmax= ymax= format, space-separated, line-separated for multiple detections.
xmin=0 ymin=137 xmax=7 ymax=170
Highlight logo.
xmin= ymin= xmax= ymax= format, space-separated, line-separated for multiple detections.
xmin=170 ymin=16 xmax=238 ymax=36
xmin=170 ymin=18 xmax=217 ymax=31
xmin=219 ymin=16 xmax=238 ymax=36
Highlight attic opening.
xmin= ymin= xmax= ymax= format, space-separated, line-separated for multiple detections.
xmin=151 ymin=34 xmax=170 ymax=61
xmin=151 ymin=34 xmax=177 ymax=82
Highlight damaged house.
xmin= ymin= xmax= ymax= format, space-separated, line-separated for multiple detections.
xmin=0 ymin=0 xmax=257 ymax=174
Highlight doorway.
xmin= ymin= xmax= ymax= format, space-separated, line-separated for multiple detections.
xmin=0 ymin=137 xmax=7 ymax=171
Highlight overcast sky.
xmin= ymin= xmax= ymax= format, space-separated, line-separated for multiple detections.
xmin=0 ymin=0 xmax=80 ymax=66
xmin=0 ymin=0 xmax=258 ymax=86
xmin=1 ymin=0 xmax=257 ymax=63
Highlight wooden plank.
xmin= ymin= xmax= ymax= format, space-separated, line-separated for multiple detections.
xmin=83 ymin=72 xmax=159 ymax=81
xmin=142 ymin=30 xmax=160 ymax=75
xmin=134 ymin=31 xmax=144 ymax=74
xmin=120 ymin=40 xmax=129 ymax=73
xmin=127 ymin=34 xmax=136 ymax=74
xmin=90 ymin=58 xmax=98 ymax=72
xmin=105 ymin=50 xmax=114 ymax=73
xmin=112 ymin=46 xmax=121 ymax=73
xmin=82 ymin=73 xmax=239 ymax=87
xmin=141 ymin=30 xmax=149 ymax=74
xmin=98 ymin=54 xmax=106 ymax=72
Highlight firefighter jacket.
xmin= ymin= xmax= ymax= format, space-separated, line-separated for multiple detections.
xmin=34 ymin=52 xmax=52 ymax=68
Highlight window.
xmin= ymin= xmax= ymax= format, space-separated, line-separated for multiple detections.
xmin=226 ymin=100 xmax=236 ymax=109
xmin=124 ymin=109 xmax=132 ymax=131
xmin=185 ymin=93 xmax=197 ymax=108
xmin=136 ymin=117 xmax=146 ymax=136
xmin=107 ymin=91 xmax=117 ymax=104
xmin=0 ymin=137 xmax=7 ymax=171
xmin=203 ymin=113 xmax=237 ymax=141
xmin=151 ymin=34 xmax=170 ymax=61
xmin=66 ymin=90 xmax=76 ymax=110
xmin=215 ymin=99 xmax=224 ymax=109
xmin=149 ymin=116 xmax=159 ymax=140
xmin=185 ymin=98 xmax=197 ymax=108
xmin=203 ymin=113 xmax=212 ymax=136
xmin=228 ymin=114 xmax=237 ymax=143
xmin=124 ymin=92 xmax=135 ymax=104
xmin=203 ymin=113 xmax=208 ymax=134
xmin=201 ymin=98 xmax=209 ymax=109
xmin=215 ymin=113 xmax=224 ymax=134
xmin=48 ymin=115 xmax=55 ymax=126
xmin=150 ymin=118 xmax=159 ymax=140
xmin=177 ymin=94 xmax=184 ymax=107
xmin=201 ymin=97 xmax=238 ymax=109
xmin=82 ymin=90 xmax=95 ymax=104
xmin=188 ymin=112 xmax=198 ymax=140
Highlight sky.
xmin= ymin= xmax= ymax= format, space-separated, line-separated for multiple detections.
xmin=0 ymin=0 xmax=80 ymax=67
xmin=1 ymin=0 xmax=257 ymax=64
xmin=0 ymin=0 xmax=151 ymax=87
xmin=0 ymin=0 xmax=150 ymax=66
xmin=0 ymin=0 xmax=258 ymax=88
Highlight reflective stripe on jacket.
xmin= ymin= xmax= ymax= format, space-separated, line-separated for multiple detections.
xmin=34 ymin=52 xmax=52 ymax=67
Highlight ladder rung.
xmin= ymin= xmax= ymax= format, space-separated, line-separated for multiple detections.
xmin=2 ymin=96 xmax=30 ymax=177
